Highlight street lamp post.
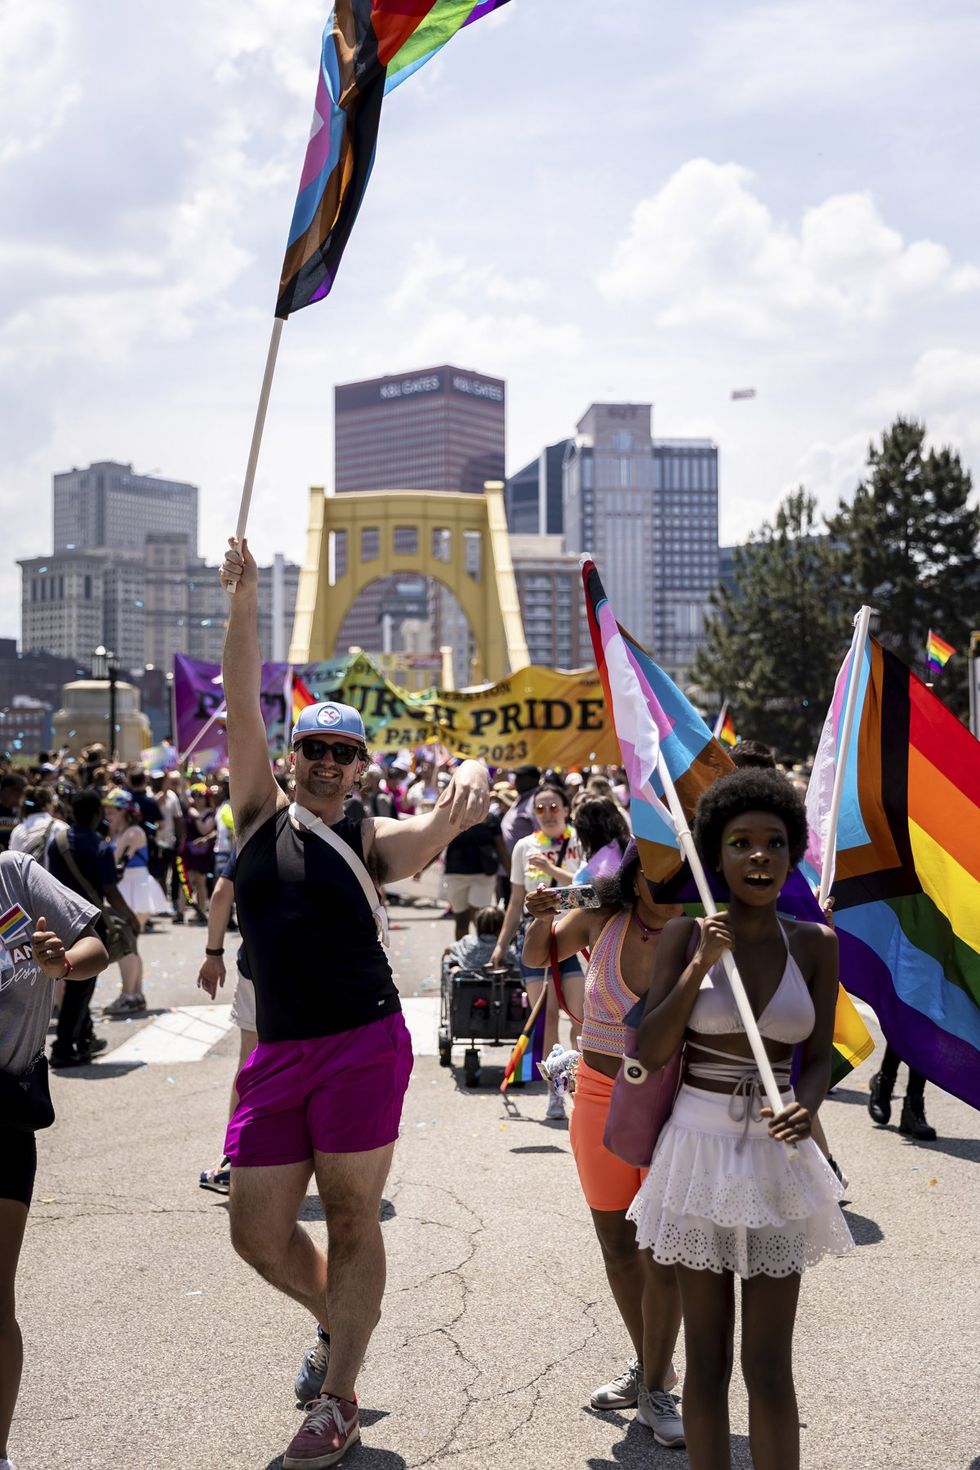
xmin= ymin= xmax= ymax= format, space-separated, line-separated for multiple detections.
xmin=93 ymin=645 xmax=119 ymax=759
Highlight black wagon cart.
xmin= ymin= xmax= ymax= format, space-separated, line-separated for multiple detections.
xmin=438 ymin=956 xmax=531 ymax=1087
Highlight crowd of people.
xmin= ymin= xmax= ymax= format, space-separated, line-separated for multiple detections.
xmin=0 ymin=545 xmax=940 ymax=1470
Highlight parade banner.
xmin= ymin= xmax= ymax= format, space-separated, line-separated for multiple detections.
xmin=173 ymin=653 xmax=618 ymax=768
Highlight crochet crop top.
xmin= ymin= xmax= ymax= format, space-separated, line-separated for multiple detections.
xmin=580 ymin=911 xmax=641 ymax=1056
xmin=686 ymin=920 xmax=814 ymax=1045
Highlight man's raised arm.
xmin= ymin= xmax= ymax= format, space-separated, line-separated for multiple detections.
xmin=220 ymin=537 xmax=282 ymax=840
xmin=368 ymin=760 xmax=490 ymax=882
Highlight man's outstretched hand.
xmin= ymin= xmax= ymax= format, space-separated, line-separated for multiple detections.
xmin=221 ymin=536 xmax=258 ymax=596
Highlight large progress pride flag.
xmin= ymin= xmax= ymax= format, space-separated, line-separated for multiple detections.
xmin=807 ymin=634 xmax=980 ymax=1110
xmin=277 ymin=0 xmax=509 ymax=318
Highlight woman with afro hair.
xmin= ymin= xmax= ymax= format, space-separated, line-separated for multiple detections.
xmin=627 ymin=768 xmax=852 ymax=1470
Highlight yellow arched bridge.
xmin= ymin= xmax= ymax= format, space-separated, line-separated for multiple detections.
xmin=288 ymin=482 xmax=529 ymax=683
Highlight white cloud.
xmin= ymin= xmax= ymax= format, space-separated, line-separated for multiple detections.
xmin=598 ymin=160 xmax=977 ymax=336
xmin=0 ymin=2 xmax=80 ymax=165
xmin=665 ymin=0 xmax=980 ymax=115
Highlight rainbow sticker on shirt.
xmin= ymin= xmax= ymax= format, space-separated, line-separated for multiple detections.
xmin=0 ymin=903 xmax=33 ymax=948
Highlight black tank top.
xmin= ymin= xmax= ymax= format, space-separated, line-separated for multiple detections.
xmin=235 ymin=807 xmax=400 ymax=1042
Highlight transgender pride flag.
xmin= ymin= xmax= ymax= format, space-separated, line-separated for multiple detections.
xmin=581 ymin=560 xmax=732 ymax=887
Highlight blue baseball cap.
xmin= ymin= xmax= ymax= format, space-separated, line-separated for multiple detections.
xmin=292 ymin=701 xmax=367 ymax=746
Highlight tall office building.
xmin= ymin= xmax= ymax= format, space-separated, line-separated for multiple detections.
xmin=562 ymin=405 xmax=718 ymax=680
xmin=333 ymin=365 xmax=506 ymax=679
xmin=652 ymin=440 xmax=719 ymax=674
xmin=505 ymin=440 xmax=571 ymax=536
xmin=563 ymin=404 xmax=658 ymax=648
xmin=21 ymin=466 xmax=297 ymax=674
xmin=335 ymin=367 xmax=505 ymax=496
xmin=53 ymin=461 xmax=198 ymax=553
xmin=510 ymin=536 xmax=589 ymax=669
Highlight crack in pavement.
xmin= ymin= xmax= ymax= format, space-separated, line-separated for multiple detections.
xmin=386 ymin=1170 xmax=602 ymax=1467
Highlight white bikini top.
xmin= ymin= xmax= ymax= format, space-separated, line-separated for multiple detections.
xmin=687 ymin=921 xmax=815 ymax=1045
xmin=684 ymin=922 xmax=815 ymax=1147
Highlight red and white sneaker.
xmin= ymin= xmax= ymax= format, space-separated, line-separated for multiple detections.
xmin=283 ymin=1394 xmax=360 ymax=1468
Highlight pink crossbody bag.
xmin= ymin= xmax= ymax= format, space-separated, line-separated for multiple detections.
xmin=602 ymin=920 xmax=701 ymax=1168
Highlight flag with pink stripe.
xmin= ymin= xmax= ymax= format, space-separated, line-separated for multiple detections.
xmin=582 ymin=559 xmax=733 ymax=886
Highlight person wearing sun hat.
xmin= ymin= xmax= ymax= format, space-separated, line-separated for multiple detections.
xmin=219 ymin=536 xmax=491 ymax=1468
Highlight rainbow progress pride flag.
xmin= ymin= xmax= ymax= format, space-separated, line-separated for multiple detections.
xmin=925 ymin=629 xmax=955 ymax=675
xmin=291 ymin=671 xmax=317 ymax=726
xmin=718 ymin=711 xmax=737 ymax=748
xmin=807 ymin=634 xmax=980 ymax=1110
xmin=583 ymin=559 xmax=874 ymax=1084
xmin=277 ymin=0 xmax=509 ymax=318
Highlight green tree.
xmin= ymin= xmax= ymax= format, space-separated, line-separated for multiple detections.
xmin=829 ymin=417 xmax=980 ymax=711
xmin=694 ymin=489 xmax=849 ymax=763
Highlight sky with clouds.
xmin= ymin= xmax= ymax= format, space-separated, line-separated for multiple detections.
xmin=2 ymin=0 xmax=978 ymax=641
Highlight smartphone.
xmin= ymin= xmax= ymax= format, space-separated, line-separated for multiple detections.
xmin=555 ymin=884 xmax=601 ymax=911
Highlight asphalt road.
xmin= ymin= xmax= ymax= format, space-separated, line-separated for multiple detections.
xmin=14 ymin=876 xmax=980 ymax=1470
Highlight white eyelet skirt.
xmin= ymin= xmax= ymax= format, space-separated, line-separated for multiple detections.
xmin=626 ymin=1083 xmax=854 ymax=1279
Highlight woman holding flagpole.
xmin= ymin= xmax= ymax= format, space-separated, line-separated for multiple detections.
xmin=628 ymin=768 xmax=852 ymax=1470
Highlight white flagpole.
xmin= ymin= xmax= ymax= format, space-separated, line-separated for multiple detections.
xmin=652 ymin=754 xmax=794 ymax=1138
xmin=817 ymin=606 xmax=874 ymax=908
xmin=282 ymin=664 xmax=293 ymax=754
xmin=235 ymin=318 xmax=285 ymax=545
xmin=712 ymin=700 xmax=728 ymax=741
xmin=178 ymin=702 xmax=227 ymax=767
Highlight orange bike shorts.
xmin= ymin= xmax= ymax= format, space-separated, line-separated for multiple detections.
xmin=569 ymin=1056 xmax=647 ymax=1213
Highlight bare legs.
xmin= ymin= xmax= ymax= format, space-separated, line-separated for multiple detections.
xmin=315 ymin=1145 xmax=395 ymax=1401
xmin=118 ymin=949 xmax=143 ymax=998
xmin=229 ymin=1160 xmax=326 ymax=1321
xmin=676 ymin=1264 xmax=801 ymax=1470
xmin=0 ymin=1199 xmax=28 ymax=1461
xmin=589 ymin=1207 xmax=680 ymax=1389
xmin=228 ymin=1141 xmax=397 ymax=1401
xmin=741 ymin=1270 xmax=801 ymax=1470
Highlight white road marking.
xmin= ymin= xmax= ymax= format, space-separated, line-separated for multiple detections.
xmin=95 ymin=1004 xmax=234 ymax=1065
xmin=400 ymin=996 xmax=440 ymax=1056
xmin=94 ymin=999 xmax=442 ymax=1065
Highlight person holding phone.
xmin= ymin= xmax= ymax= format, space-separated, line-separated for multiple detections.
xmin=523 ymin=841 xmax=685 ymax=1445
xmin=491 ymin=783 xmax=583 ymax=1110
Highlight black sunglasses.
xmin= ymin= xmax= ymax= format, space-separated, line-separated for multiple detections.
xmin=295 ymin=738 xmax=362 ymax=765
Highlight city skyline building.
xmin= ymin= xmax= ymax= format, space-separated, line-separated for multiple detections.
xmin=53 ymin=461 xmax=198 ymax=554
xmin=509 ymin=535 xmax=589 ymax=669
xmin=505 ymin=439 xmax=571 ymax=536
xmin=562 ymin=403 xmax=718 ymax=681
xmin=20 ymin=465 xmax=297 ymax=676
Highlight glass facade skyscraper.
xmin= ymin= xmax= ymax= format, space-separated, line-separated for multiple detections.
xmin=562 ymin=405 xmax=718 ymax=681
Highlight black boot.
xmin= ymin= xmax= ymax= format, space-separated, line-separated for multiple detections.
xmin=899 ymin=1097 xmax=936 ymax=1141
xmin=868 ymin=1070 xmax=893 ymax=1126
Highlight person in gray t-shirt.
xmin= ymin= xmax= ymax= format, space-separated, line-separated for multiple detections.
xmin=0 ymin=851 xmax=102 ymax=1075
xmin=0 ymin=849 xmax=108 ymax=1470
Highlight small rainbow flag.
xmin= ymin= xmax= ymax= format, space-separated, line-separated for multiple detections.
xmin=0 ymin=904 xmax=33 ymax=946
xmin=718 ymin=710 xmax=738 ymax=748
xmin=925 ymin=629 xmax=955 ymax=675
xmin=292 ymin=671 xmax=317 ymax=726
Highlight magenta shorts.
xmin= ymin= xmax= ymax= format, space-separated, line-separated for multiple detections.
xmin=224 ymin=1012 xmax=414 ymax=1167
